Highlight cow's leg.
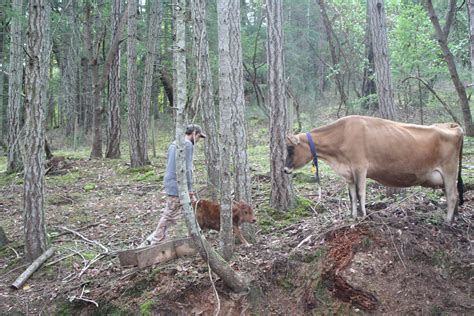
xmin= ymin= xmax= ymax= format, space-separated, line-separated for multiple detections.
xmin=444 ymin=172 xmax=458 ymax=224
xmin=348 ymin=182 xmax=358 ymax=218
xmin=355 ymin=170 xmax=368 ymax=217
xmin=234 ymin=226 xmax=250 ymax=247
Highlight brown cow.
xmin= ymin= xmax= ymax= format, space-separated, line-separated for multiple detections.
xmin=284 ymin=115 xmax=464 ymax=223
xmin=193 ymin=200 xmax=256 ymax=247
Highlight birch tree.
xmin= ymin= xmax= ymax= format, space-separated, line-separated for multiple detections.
xmin=7 ymin=0 xmax=23 ymax=173
xmin=174 ymin=0 xmax=249 ymax=293
xmin=267 ymin=0 xmax=295 ymax=210
xmin=368 ymin=0 xmax=397 ymax=121
xmin=23 ymin=0 xmax=51 ymax=262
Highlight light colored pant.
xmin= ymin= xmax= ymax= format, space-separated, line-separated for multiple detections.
xmin=152 ymin=196 xmax=182 ymax=243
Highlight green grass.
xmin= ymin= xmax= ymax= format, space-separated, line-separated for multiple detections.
xmin=257 ymin=196 xmax=316 ymax=233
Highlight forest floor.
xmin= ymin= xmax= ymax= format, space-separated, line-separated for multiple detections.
xmin=0 ymin=129 xmax=473 ymax=315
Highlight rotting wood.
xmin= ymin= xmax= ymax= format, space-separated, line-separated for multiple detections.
xmin=11 ymin=247 xmax=56 ymax=289
xmin=118 ymin=238 xmax=196 ymax=269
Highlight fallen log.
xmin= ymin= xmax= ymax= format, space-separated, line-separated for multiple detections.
xmin=11 ymin=247 xmax=56 ymax=289
xmin=118 ymin=238 xmax=196 ymax=269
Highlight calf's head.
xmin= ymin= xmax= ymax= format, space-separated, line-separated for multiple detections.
xmin=232 ymin=201 xmax=256 ymax=224
xmin=284 ymin=134 xmax=310 ymax=174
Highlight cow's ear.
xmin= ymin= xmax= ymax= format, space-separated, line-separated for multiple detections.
xmin=287 ymin=135 xmax=299 ymax=145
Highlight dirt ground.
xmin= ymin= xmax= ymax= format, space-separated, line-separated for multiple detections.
xmin=0 ymin=155 xmax=473 ymax=315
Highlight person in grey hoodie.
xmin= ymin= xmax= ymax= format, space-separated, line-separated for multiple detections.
xmin=150 ymin=124 xmax=206 ymax=244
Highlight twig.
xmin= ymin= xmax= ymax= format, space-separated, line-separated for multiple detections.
xmin=388 ymin=227 xmax=407 ymax=270
xmin=57 ymin=226 xmax=109 ymax=253
xmin=51 ymin=222 xmax=102 ymax=239
xmin=77 ymin=254 xmax=104 ymax=279
xmin=45 ymin=252 xmax=77 ymax=267
xmin=296 ymin=234 xmax=313 ymax=249
xmin=69 ymin=286 xmax=99 ymax=307
xmin=7 ymin=246 xmax=20 ymax=259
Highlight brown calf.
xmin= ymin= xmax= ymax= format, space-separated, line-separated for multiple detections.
xmin=193 ymin=200 xmax=256 ymax=247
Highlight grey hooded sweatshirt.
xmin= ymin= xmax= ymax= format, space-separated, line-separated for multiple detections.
xmin=163 ymin=139 xmax=193 ymax=196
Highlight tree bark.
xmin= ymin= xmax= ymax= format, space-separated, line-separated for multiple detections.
xmin=468 ymin=0 xmax=474 ymax=86
xmin=425 ymin=0 xmax=474 ymax=136
xmin=174 ymin=0 xmax=249 ymax=293
xmin=135 ymin=0 xmax=163 ymax=165
xmin=23 ymin=0 xmax=51 ymax=262
xmin=0 ymin=12 xmax=6 ymax=141
xmin=84 ymin=1 xmax=103 ymax=158
xmin=317 ymin=0 xmax=348 ymax=115
xmin=127 ymin=0 xmax=141 ymax=167
xmin=362 ymin=2 xmax=377 ymax=109
xmin=191 ymin=0 xmax=221 ymax=200
xmin=7 ymin=0 xmax=24 ymax=173
xmin=87 ymin=1 xmax=128 ymax=158
xmin=368 ymin=0 xmax=397 ymax=121
xmin=217 ymin=0 xmax=243 ymax=260
xmin=267 ymin=0 xmax=295 ymax=210
xmin=105 ymin=0 xmax=122 ymax=159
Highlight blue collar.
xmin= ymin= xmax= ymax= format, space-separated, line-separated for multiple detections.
xmin=306 ymin=132 xmax=320 ymax=183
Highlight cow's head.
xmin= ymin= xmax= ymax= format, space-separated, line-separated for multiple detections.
xmin=284 ymin=134 xmax=310 ymax=174
xmin=232 ymin=201 xmax=256 ymax=224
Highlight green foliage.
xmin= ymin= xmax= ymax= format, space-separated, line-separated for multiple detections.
xmin=134 ymin=170 xmax=161 ymax=182
xmin=139 ymin=300 xmax=154 ymax=316
xmin=46 ymin=170 xmax=81 ymax=186
xmin=257 ymin=197 xmax=315 ymax=233
xmin=83 ymin=183 xmax=97 ymax=192
xmin=389 ymin=3 xmax=444 ymax=81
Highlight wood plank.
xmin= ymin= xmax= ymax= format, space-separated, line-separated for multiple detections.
xmin=117 ymin=238 xmax=197 ymax=269
xmin=118 ymin=248 xmax=141 ymax=267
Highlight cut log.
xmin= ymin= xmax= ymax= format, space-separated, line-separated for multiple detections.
xmin=11 ymin=247 xmax=56 ymax=289
xmin=118 ymin=238 xmax=196 ymax=269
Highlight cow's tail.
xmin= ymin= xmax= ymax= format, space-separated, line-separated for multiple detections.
xmin=457 ymin=137 xmax=464 ymax=206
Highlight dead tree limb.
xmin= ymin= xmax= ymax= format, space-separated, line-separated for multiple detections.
xmin=57 ymin=226 xmax=109 ymax=253
xmin=402 ymin=76 xmax=462 ymax=125
xmin=11 ymin=247 xmax=56 ymax=289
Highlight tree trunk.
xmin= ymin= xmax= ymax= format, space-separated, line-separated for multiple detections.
xmin=105 ymin=0 xmax=122 ymax=159
xmin=136 ymin=0 xmax=163 ymax=165
xmin=267 ymin=0 xmax=295 ymax=210
xmin=191 ymin=0 xmax=221 ymax=200
xmin=84 ymin=1 xmax=103 ymax=159
xmin=362 ymin=2 xmax=377 ymax=110
xmin=127 ymin=0 xmax=141 ymax=167
xmin=174 ymin=0 xmax=249 ymax=293
xmin=23 ymin=0 xmax=50 ymax=262
xmin=64 ymin=2 xmax=79 ymax=138
xmin=7 ymin=0 xmax=24 ymax=173
xmin=217 ymin=0 xmax=240 ymax=260
xmin=468 ymin=0 xmax=474 ymax=86
xmin=317 ymin=0 xmax=348 ymax=116
xmin=368 ymin=0 xmax=397 ymax=121
xmin=0 ymin=13 xmax=6 ymax=141
xmin=86 ymin=1 xmax=127 ymax=158
xmin=425 ymin=0 xmax=474 ymax=136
